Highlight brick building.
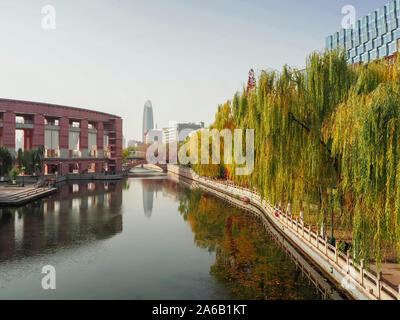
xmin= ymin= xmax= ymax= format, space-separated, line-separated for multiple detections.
xmin=0 ymin=98 xmax=122 ymax=175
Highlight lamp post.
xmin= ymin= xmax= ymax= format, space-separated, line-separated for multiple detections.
xmin=329 ymin=187 xmax=336 ymax=246
xmin=21 ymin=166 xmax=26 ymax=187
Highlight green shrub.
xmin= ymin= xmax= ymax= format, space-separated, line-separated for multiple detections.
xmin=0 ymin=147 xmax=13 ymax=177
xmin=8 ymin=167 xmax=20 ymax=181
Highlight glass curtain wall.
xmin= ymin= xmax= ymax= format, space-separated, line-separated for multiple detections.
xmin=326 ymin=0 xmax=400 ymax=64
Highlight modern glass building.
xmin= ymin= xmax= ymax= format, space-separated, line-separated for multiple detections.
xmin=326 ymin=0 xmax=400 ymax=64
xmin=142 ymin=100 xmax=154 ymax=142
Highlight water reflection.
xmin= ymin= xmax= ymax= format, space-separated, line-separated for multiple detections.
xmin=0 ymin=178 xmax=323 ymax=300
xmin=0 ymin=181 xmax=123 ymax=262
xmin=141 ymin=180 xmax=161 ymax=218
xmin=178 ymin=188 xmax=321 ymax=300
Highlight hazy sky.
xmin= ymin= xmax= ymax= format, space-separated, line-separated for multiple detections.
xmin=0 ymin=0 xmax=388 ymax=140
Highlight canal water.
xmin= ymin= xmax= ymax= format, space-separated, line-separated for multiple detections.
xmin=0 ymin=174 xmax=322 ymax=300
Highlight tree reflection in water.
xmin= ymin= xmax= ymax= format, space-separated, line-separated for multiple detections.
xmin=0 ymin=178 xmax=324 ymax=300
xmin=178 ymin=188 xmax=322 ymax=300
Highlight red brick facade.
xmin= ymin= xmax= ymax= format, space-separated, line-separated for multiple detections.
xmin=0 ymin=98 xmax=123 ymax=174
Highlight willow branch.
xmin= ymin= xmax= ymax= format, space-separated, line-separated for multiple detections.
xmin=288 ymin=112 xmax=332 ymax=155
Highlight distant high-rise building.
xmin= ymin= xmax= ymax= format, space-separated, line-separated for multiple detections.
xmin=144 ymin=129 xmax=164 ymax=144
xmin=142 ymin=100 xmax=154 ymax=142
xmin=128 ymin=139 xmax=143 ymax=147
xmin=163 ymin=121 xmax=205 ymax=144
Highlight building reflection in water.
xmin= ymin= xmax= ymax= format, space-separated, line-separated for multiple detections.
xmin=142 ymin=184 xmax=154 ymax=218
xmin=141 ymin=179 xmax=163 ymax=218
xmin=0 ymin=181 xmax=123 ymax=262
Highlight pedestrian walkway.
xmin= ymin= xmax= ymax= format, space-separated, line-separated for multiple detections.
xmin=0 ymin=185 xmax=56 ymax=206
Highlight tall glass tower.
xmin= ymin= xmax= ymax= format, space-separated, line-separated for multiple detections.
xmin=142 ymin=100 xmax=154 ymax=142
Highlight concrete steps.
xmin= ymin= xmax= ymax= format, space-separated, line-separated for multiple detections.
xmin=0 ymin=186 xmax=57 ymax=206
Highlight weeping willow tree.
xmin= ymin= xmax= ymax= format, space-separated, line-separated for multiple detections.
xmin=0 ymin=146 xmax=13 ymax=177
xmin=190 ymin=48 xmax=400 ymax=267
xmin=191 ymin=101 xmax=236 ymax=179
xmin=326 ymin=59 xmax=400 ymax=265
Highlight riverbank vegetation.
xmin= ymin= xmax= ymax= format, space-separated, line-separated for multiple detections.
xmin=0 ymin=146 xmax=44 ymax=179
xmin=191 ymin=49 xmax=400 ymax=267
xmin=15 ymin=146 xmax=45 ymax=175
xmin=0 ymin=146 xmax=13 ymax=177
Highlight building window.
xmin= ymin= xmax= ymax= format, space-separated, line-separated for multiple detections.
xmin=378 ymin=45 xmax=388 ymax=58
xmin=88 ymin=132 xmax=97 ymax=158
xmin=70 ymin=120 xmax=80 ymax=128
xmin=361 ymin=52 xmax=369 ymax=63
xmin=45 ymin=130 xmax=60 ymax=158
xmin=384 ymin=32 xmax=393 ymax=44
xmin=16 ymin=116 xmax=23 ymax=124
xmin=374 ymin=37 xmax=383 ymax=47
xmin=104 ymin=135 xmax=110 ymax=158
xmin=389 ymin=41 xmax=397 ymax=55
xmin=69 ymin=131 xmax=81 ymax=158
xmin=370 ymin=49 xmax=378 ymax=60
xmin=394 ymin=28 xmax=400 ymax=40
xmin=45 ymin=118 xmax=59 ymax=126
xmin=369 ymin=28 xmax=377 ymax=40
xmin=388 ymin=20 xmax=397 ymax=31
xmin=88 ymin=163 xmax=96 ymax=174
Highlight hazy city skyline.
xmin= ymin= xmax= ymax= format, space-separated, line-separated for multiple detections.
xmin=142 ymin=100 xmax=154 ymax=141
xmin=0 ymin=0 xmax=383 ymax=141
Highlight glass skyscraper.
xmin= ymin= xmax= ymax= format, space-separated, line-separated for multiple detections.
xmin=142 ymin=100 xmax=154 ymax=142
xmin=326 ymin=0 xmax=400 ymax=64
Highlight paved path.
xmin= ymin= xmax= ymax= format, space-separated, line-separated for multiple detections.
xmin=371 ymin=263 xmax=400 ymax=291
